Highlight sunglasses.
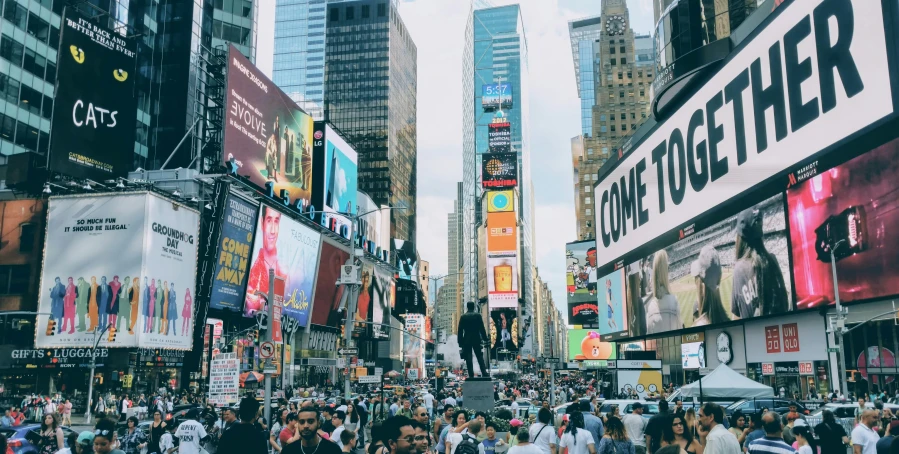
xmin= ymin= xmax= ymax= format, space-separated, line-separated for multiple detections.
xmin=94 ymin=429 xmax=112 ymax=436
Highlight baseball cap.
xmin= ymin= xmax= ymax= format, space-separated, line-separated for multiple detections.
xmin=734 ymin=208 xmax=764 ymax=241
xmin=509 ymin=419 xmax=524 ymax=427
xmin=691 ymin=245 xmax=722 ymax=288
xmin=76 ymin=431 xmax=95 ymax=446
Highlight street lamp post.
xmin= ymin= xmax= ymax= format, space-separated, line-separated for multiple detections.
xmin=84 ymin=323 xmax=111 ymax=425
xmin=830 ymin=239 xmax=849 ymax=397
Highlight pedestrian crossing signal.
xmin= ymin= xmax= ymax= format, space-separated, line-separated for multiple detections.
xmin=108 ymin=327 xmax=116 ymax=342
xmin=46 ymin=319 xmax=56 ymax=336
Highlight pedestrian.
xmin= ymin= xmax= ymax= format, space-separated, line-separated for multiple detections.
xmin=219 ymin=397 xmax=268 ymax=454
xmin=481 ymin=422 xmax=506 ymax=454
xmin=436 ymin=405 xmax=455 ymax=453
xmin=332 ymin=411 xmax=348 ymax=448
xmin=528 ymin=408 xmax=557 ymax=454
xmin=853 ymin=410 xmax=881 ymax=454
xmin=698 ymin=403 xmax=741 ymax=454
xmin=746 ymin=411 xmax=794 ymax=454
xmin=814 ymin=410 xmax=848 ymax=454
xmin=92 ymin=417 xmax=126 ymax=454
xmin=279 ymin=413 xmax=302 ymax=447
xmin=729 ymin=413 xmax=748 ymax=446
xmin=174 ymin=410 xmax=210 ymax=454
xmin=509 ymin=430 xmax=544 ymax=454
xmin=447 ymin=420 xmax=481 ymax=454
xmin=793 ymin=424 xmax=817 ymax=454
xmin=1 ymin=410 xmax=12 ymax=427
xmin=742 ymin=413 xmax=765 ymax=452
xmin=560 ymin=412 xmax=595 ymax=454
xmin=410 ymin=421 xmax=430 ymax=454
xmin=283 ymin=407 xmax=341 ymax=454
xmin=660 ymin=414 xmax=702 ymax=454
xmin=148 ymin=409 xmax=168 ymax=454
xmin=38 ymin=413 xmax=64 ymax=454
xmin=159 ymin=422 xmax=176 ymax=454
xmin=578 ymin=402 xmax=603 ymax=451
xmin=877 ymin=421 xmax=899 ymax=454
xmin=340 ymin=430 xmax=358 ymax=454
xmin=596 ymin=417 xmax=634 ymax=454
xmin=644 ymin=400 xmax=669 ymax=453
xmin=621 ymin=403 xmax=646 ymax=454
xmin=119 ymin=417 xmax=149 ymax=454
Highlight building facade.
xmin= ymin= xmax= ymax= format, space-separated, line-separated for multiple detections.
xmin=568 ymin=16 xmax=603 ymax=138
xmin=324 ymin=0 xmax=417 ymax=243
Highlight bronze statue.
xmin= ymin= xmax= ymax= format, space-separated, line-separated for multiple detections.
xmin=457 ymin=301 xmax=490 ymax=377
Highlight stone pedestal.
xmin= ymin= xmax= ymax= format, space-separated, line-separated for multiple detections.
xmin=462 ymin=377 xmax=493 ymax=414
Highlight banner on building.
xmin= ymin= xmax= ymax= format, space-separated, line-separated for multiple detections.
xmin=209 ymin=194 xmax=258 ymax=312
xmin=244 ymin=205 xmax=321 ymax=326
xmin=312 ymin=123 xmax=358 ymax=231
xmin=223 ymin=45 xmax=314 ymax=203
xmin=49 ymin=8 xmax=137 ymax=181
xmin=371 ymin=266 xmax=395 ymax=338
xmin=36 ymin=193 xmax=199 ymax=349
xmin=486 ymin=191 xmax=514 ymax=213
xmin=487 ymin=122 xmax=512 ymax=153
xmin=309 ymin=241 xmax=350 ymax=329
xmin=482 ymin=153 xmax=518 ymax=189
xmin=487 ymin=212 xmax=517 ymax=252
xmin=481 ymin=83 xmax=513 ymax=111
xmin=404 ymin=314 xmax=425 ymax=379
xmin=489 ymin=308 xmax=518 ymax=358
xmin=567 ymin=329 xmax=616 ymax=361
xmin=393 ymin=239 xmax=418 ymax=280
xmin=487 ymin=251 xmax=518 ymax=308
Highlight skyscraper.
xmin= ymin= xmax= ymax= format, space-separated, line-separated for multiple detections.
xmin=462 ymin=3 xmax=533 ymax=325
xmin=570 ymin=0 xmax=653 ymax=240
xmin=324 ymin=0 xmax=417 ymax=243
xmin=569 ymin=16 xmax=603 ymax=137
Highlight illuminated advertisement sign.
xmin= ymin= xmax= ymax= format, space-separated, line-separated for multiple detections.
xmin=482 ymin=153 xmax=519 ymax=189
xmin=567 ymin=329 xmax=616 ymax=361
xmin=566 ymin=240 xmax=598 ymax=326
xmin=489 ymin=308 xmax=518 ymax=357
xmin=49 ymin=8 xmax=137 ymax=181
xmin=224 ymin=46 xmax=314 ymax=203
xmin=209 ymin=194 xmax=258 ymax=312
xmin=486 ymin=212 xmax=517 ymax=252
xmin=487 ymin=122 xmax=512 ymax=153
xmin=311 ymin=123 xmax=358 ymax=232
xmin=597 ymin=268 xmax=628 ymax=339
xmin=487 ymin=251 xmax=518 ymax=308
xmin=481 ymin=83 xmax=513 ymax=111
xmin=486 ymin=191 xmax=514 ymax=213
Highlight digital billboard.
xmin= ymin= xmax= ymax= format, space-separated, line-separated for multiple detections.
xmin=311 ymin=124 xmax=358 ymax=231
xmin=37 ymin=193 xmax=199 ymax=349
xmin=482 ymin=153 xmax=518 ymax=189
xmin=681 ymin=342 xmax=705 ymax=369
xmin=487 ymin=212 xmax=517 ymax=252
xmin=209 ymin=194 xmax=258 ymax=312
xmin=224 ymin=46 xmax=314 ymax=203
xmin=353 ymin=263 xmax=374 ymax=338
xmin=487 ymin=251 xmax=518 ymax=308
xmin=481 ymin=83 xmax=513 ymax=111
xmin=597 ymin=268 xmax=628 ymax=338
xmin=567 ymin=329 xmax=616 ymax=361
xmin=371 ymin=266 xmax=395 ymax=338
xmin=616 ymin=194 xmax=792 ymax=340
xmin=244 ymin=205 xmax=322 ymax=326
xmin=309 ymin=241 xmax=350 ymax=329
xmin=487 ymin=122 xmax=512 ymax=153
xmin=788 ymin=138 xmax=899 ymax=309
xmin=49 ymin=8 xmax=137 ymax=181
xmin=486 ymin=191 xmax=514 ymax=213
xmin=404 ymin=314 xmax=425 ymax=378
xmin=489 ymin=308 xmax=518 ymax=358
xmin=566 ymin=240 xmax=598 ymax=326
xmin=393 ymin=239 xmax=418 ymax=281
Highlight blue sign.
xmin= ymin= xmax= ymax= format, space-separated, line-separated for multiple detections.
xmin=210 ymin=195 xmax=258 ymax=311
xmin=481 ymin=83 xmax=513 ymax=111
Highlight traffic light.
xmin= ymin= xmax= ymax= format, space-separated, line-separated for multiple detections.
xmin=46 ymin=319 xmax=56 ymax=336
xmin=108 ymin=327 xmax=116 ymax=343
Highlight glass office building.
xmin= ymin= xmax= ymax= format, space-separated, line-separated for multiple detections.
xmin=568 ymin=16 xmax=602 ymax=137
xmin=462 ymin=4 xmax=534 ymax=348
xmin=324 ymin=0 xmax=417 ymax=243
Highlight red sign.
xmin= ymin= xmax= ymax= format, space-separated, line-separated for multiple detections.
xmin=799 ymin=361 xmax=813 ymax=375
xmin=782 ymin=323 xmax=800 ymax=352
xmin=765 ymin=326 xmax=781 ymax=353
xmin=272 ymin=277 xmax=285 ymax=344
xmin=762 ymin=363 xmax=775 ymax=375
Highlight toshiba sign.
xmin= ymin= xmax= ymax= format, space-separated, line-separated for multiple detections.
xmin=594 ymin=0 xmax=895 ymax=269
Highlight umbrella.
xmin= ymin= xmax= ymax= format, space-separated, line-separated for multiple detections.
xmin=240 ymin=372 xmax=264 ymax=385
xmin=386 ymin=370 xmax=401 ymax=378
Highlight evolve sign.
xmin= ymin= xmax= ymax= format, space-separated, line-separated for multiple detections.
xmin=594 ymin=0 xmax=894 ymax=265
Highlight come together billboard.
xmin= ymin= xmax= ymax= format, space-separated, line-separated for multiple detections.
xmin=224 ymin=45 xmax=314 ymax=203
xmin=49 ymin=8 xmax=137 ymax=181
xmin=36 ymin=193 xmax=199 ymax=349
xmin=244 ymin=205 xmax=321 ymax=326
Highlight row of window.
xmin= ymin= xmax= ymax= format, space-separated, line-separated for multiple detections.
xmin=0 ymin=111 xmax=49 ymax=154
xmin=330 ymin=3 xmax=387 ymax=22
xmin=0 ymin=73 xmax=53 ymax=119
xmin=212 ymin=19 xmax=252 ymax=46
xmin=213 ymin=0 xmax=252 ymax=19
xmin=0 ymin=34 xmax=57 ymax=86
xmin=4 ymin=0 xmax=59 ymax=47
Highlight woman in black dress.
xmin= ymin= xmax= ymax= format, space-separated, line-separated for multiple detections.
xmin=148 ymin=409 xmax=168 ymax=454
xmin=38 ymin=413 xmax=64 ymax=454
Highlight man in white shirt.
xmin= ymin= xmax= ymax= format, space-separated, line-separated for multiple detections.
xmin=331 ymin=411 xmax=347 ymax=448
xmin=853 ymin=409 xmax=881 ymax=454
xmin=423 ymin=391 xmax=435 ymax=419
xmin=622 ymin=403 xmax=647 ymax=454
xmin=528 ymin=411 xmax=557 ymax=454
xmin=175 ymin=410 xmax=210 ymax=454
xmin=510 ymin=401 xmax=519 ymax=416
xmin=445 ymin=394 xmax=457 ymax=407
xmin=447 ymin=421 xmax=482 ymax=454
xmin=698 ymin=403 xmax=741 ymax=454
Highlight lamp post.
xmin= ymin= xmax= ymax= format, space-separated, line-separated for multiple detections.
xmin=84 ymin=323 xmax=111 ymax=425
xmin=830 ymin=239 xmax=849 ymax=398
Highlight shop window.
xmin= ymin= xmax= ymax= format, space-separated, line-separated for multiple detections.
xmin=0 ymin=265 xmax=31 ymax=294
xmin=19 ymin=223 xmax=35 ymax=253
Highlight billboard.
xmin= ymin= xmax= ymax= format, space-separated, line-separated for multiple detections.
xmin=486 ymin=191 xmax=514 ymax=213
xmin=481 ymin=83 xmax=513 ymax=111
xmin=393 ymin=239 xmax=418 ymax=281
xmin=312 ymin=124 xmax=358 ymax=231
xmin=788 ymin=138 xmax=899 ymax=309
xmin=617 ymin=369 xmax=663 ymax=400
xmin=487 ymin=212 xmax=517 ymax=252
xmin=404 ymin=314 xmax=425 ymax=378
xmin=36 ymin=193 xmax=199 ymax=349
xmin=597 ymin=268 xmax=628 ymax=338
xmin=567 ymin=329 xmax=616 ymax=361
xmin=681 ymin=342 xmax=705 ymax=369
xmin=224 ymin=46 xmax=314 ymax=203
xmin=593 ymin=0 xmax=894 ymax=269
xmin=618 ymin=194 xmax=792 ymax=340
xmin=566 ymin=240 xmax=598 ymax=326
xmin=49 ymin=8 xmax=137 ymax=181
xmin=357 ymin=191 xmax=390 ymax=251
xmin=244 ymin=205 xmax=322 ymax=326
xmin=209 ymin=194 xmax=258 ymax=312
xmin=489 ymin=308 xmax=518 ymax=357
xmin=353 ymin=263 xmax=375 ymax=338
xmin=309 ymin=241 xmax=350 ymax=328
xmin=487 ymin=122 xmax=512 ymax=153
xmin=372 ymin=266 xmax=395 ymax=338
xmin=395 ymin=278 xmax=424 ymax=315
xmin=487 ymin=251 xmax=518 ymax=308
xmin=482 ymin=152 xmax=519 ymax=189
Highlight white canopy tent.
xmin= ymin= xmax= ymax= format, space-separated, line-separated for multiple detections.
xmin=679 ymin=364 xmax=774 ymax=400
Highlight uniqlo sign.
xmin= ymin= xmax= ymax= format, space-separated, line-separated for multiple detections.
xmin=799 ymin=361 xmax=813 ymax=375
xmin=765 ymin=326 xmax=781 ymax=353
xmin=762 ymin=363 xmax=774 ymax=375
xmin=782 ymin=323 xmax=800 ymax=352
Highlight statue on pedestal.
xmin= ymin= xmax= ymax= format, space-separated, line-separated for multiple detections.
xmin=457 ymin=301 xmax=490 ymax=378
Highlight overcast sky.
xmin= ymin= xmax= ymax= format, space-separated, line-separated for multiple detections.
xmin=256 ymin=0 xmax=656 ymax=324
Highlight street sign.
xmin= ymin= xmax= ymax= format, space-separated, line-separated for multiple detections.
xmin=260 ymin=342 xmax=275 ymax=359
xmin=263 ymin=366 xmax=278 ymax=374
xmin=338 ymin=347 xmax=359 ymax=356
xmin=828 ymin=347 xmax=840 ymax=353
xmin=336 ymin=358 xmax=346 ymax=368
xmin=358 ymin=375 xmax=380 ymax=384
xmin=374 ymin=367 xmax=383 ymax=377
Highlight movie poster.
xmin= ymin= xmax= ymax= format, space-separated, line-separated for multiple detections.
xmin=209 ymin=194 xmax=258 ymax=312
xmin=566 ymin=240 xmax=598 ymax=325
xmin=489 ymin=308 xmax=518 ymax=358
xmin=309 ymin=241 xmax=350 ymax=329
xmin=353 ymin=262 xmax=375 ymax=338
xmin=36 ymin=193 xmax=199 ymax=349
xmin=244 ymin=205 xmax=321 ymax=326
xmin=371 ymin=266 xmax=394 ymax=339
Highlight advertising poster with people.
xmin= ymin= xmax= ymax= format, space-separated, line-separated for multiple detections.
xmin=597 ymin=268 xmax=627 ymax=338
xmin=209 ymin=194 xmax=258 ymax=312
xmin=787 ymin=138 xmax=899 ymax=308
xmin=223 ymin=46 xmax=314 ymax=202
xmin=489 ymin=308 xmax=518 ymax=358
xmin=309 ymin=241 xmax=350 ymax=329
xmin=566 ymin=240 xmax=598 ymax=325
xmin=353 ymin=262 xmax=375 ymax=338
xmin=37 ymin=193 xmax=198 ymax=350
xmin=371 ymin=266 xmax=395 ymax=339
xmin=244 ymin=205 xmax=322 ymax=326
xmin=615 ymin=194 xmax=792 ymax=340
xmin=403 ymin=314 xmax=425 ymax=378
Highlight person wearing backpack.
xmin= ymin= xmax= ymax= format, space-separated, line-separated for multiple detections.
xmin=528 ymin=409 xmax=557 ymax=454
xmin=447 ymin=420 xmax=485 ymax=454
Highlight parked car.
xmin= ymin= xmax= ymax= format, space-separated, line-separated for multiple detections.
xmin=806 ymin=402 xmax=899 ymax=436
xmin=1 ymin=424 xmax=75 ymax=454
xmin=598 ymin=400 xmax=659 ymax=421
xmin=725 ymin=399 xmax=810 ymax=417
xmin=495 ymin=398 xmax=533 ymax=419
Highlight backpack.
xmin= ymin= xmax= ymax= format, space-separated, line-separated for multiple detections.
xmin=455 ymin=434 xmax=480 ymax=454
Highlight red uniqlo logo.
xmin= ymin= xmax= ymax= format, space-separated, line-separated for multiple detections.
xmin=765 ymin=326 xmax=781 ymax=353
xmin=782 ymin=323 xmax=800 ymax=352
xmin=762 ymin=363 xmax=774 ymax=375
xmin=799 ymin=362 xmax=813 ymax=375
